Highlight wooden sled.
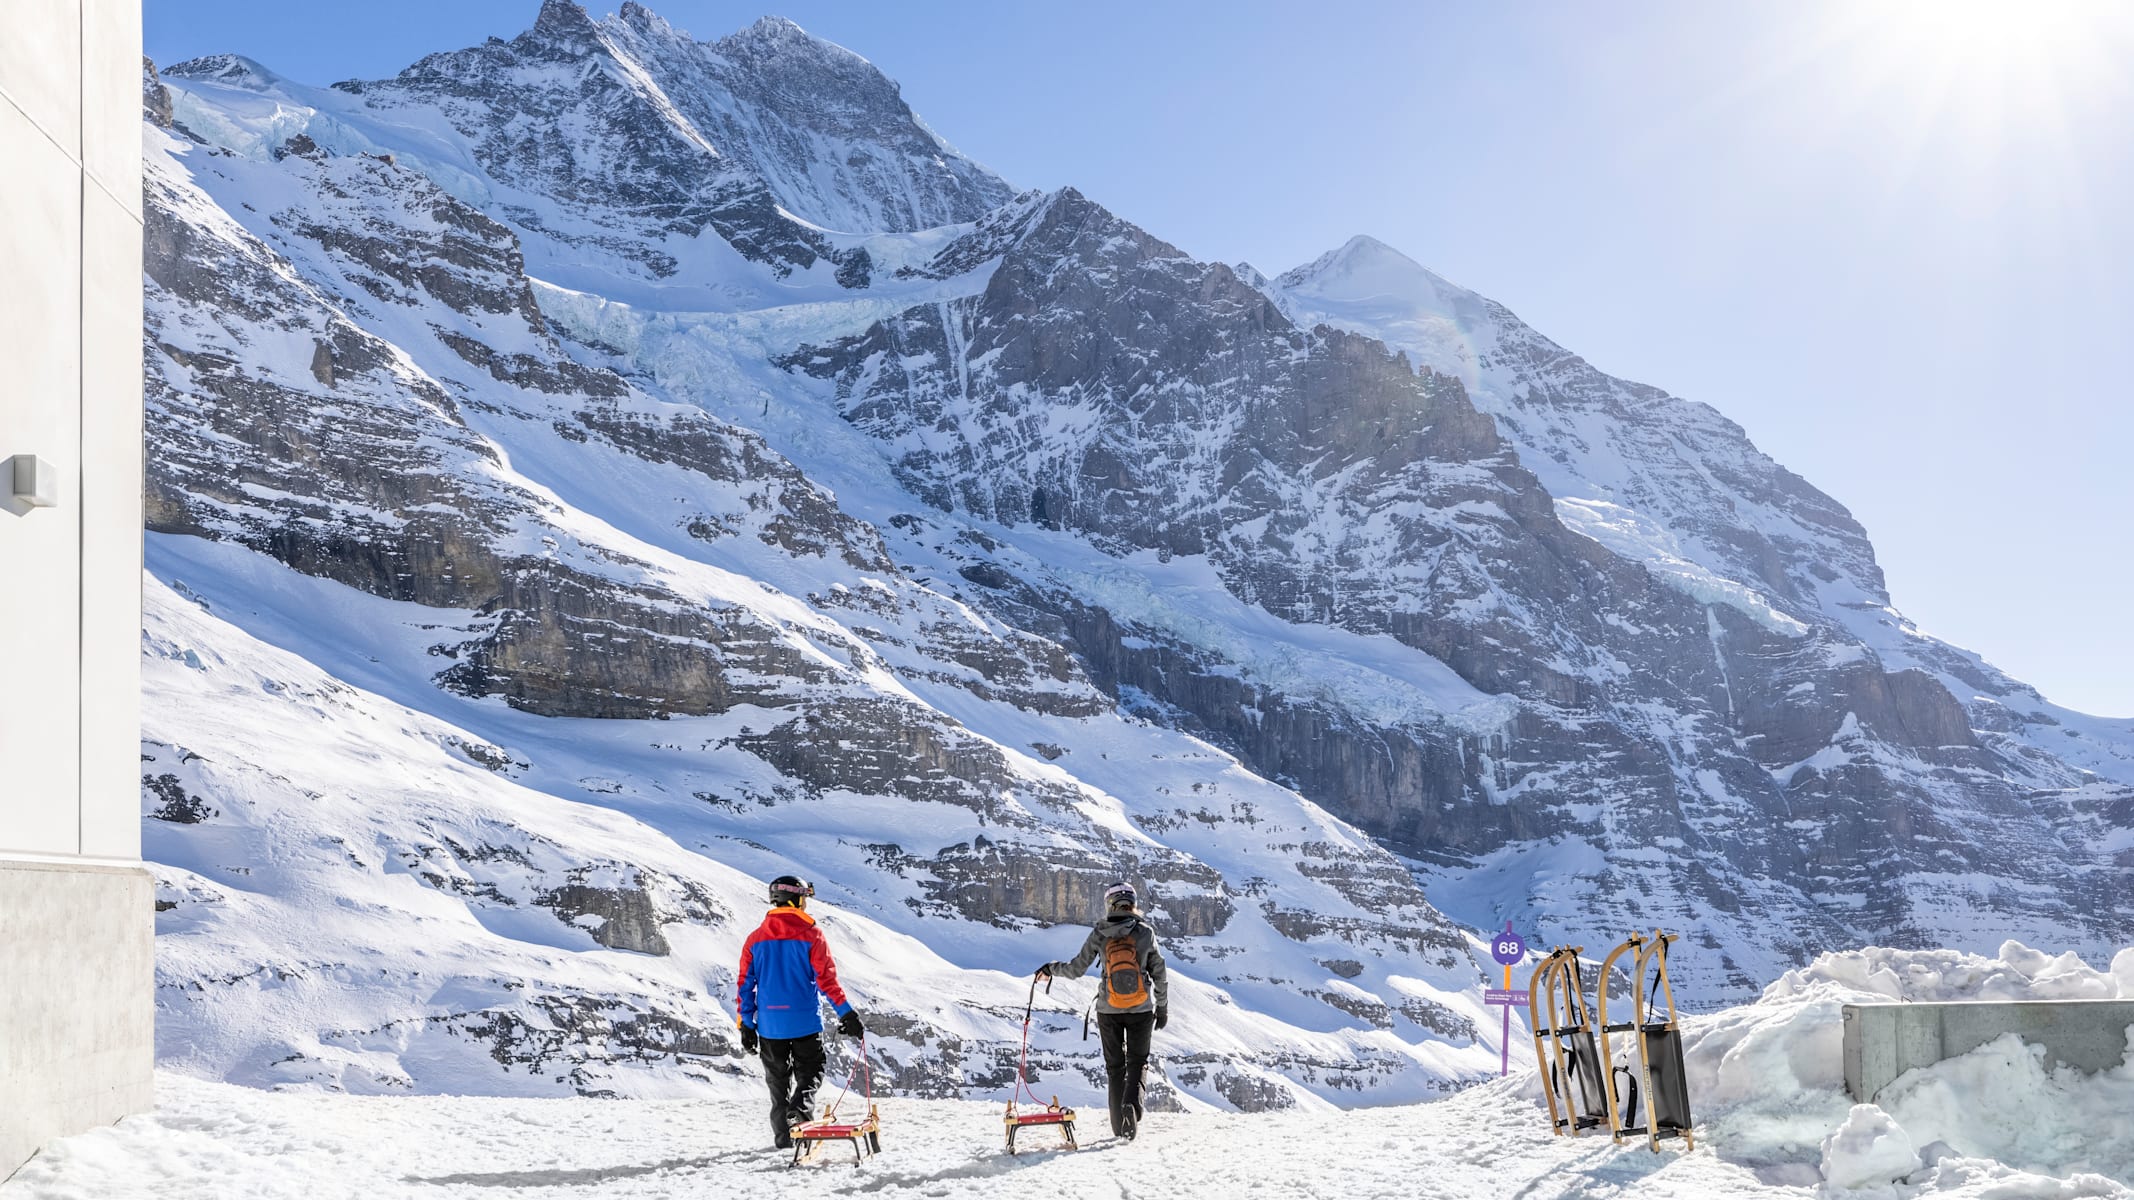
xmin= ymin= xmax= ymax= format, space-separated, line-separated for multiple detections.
xmin=791 ymin=1036 xmax=882 ymax=1168
xmin=1004 ymin=1099 xmax=1078 ymax=1153
xmin=1528 ymin=945 xmax=1611 ymax=1137
xmin=1001 ymin=974 xmax=1080 ymax=1154
xmin=1597 ymin=930 xmax=1695 ymax=1152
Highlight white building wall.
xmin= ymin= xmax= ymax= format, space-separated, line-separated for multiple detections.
xmin=0 ymin=69 xmax=86 ymax=855
xmin=0 ymin=0 xmax=154 ymax=1178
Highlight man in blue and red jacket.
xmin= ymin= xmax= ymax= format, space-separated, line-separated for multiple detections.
xmin=736 ymin=874 xmax=866 ymax=1149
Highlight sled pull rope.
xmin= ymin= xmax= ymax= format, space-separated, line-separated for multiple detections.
xmin=1002 ymin=973 xmax=1079 ymax=1153
xmin=820 ymin=1031 xmax=873 ymax=1123
xmin=1014 ymin=974 xmax=1053 ymax=1107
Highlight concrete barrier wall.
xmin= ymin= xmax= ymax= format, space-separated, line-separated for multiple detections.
xmin=0 ymin=861 xmax=155 ymax=1173
xmin=1843 ymin=1001 xmax=2134 ymax=1102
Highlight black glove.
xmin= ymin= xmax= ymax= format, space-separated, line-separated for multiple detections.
xmin=1154 ymin=1006 xmax=1168 ymax=1031
xmin=1033 ymin=964 xmax=1052 ymax=980
xmin=739 ymin=1023 xmax=759 ymax=1054
xmin=837 ymin=1010 xmax=865 ymax=1038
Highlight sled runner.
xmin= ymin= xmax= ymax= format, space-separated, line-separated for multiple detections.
xmin=1003 ymin=975 xmax=1078 ymax=1153
xmin=1596 ymin=930 xmax=1695 ymax=1152
xmin=1528 ymin=945 xmax=1610 ymax=1137
xmin=791 ymin=1034 xmax=882 ymax=1167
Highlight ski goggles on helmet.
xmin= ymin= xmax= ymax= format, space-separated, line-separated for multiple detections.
xmin=769 ymin=877 xmax=816 ymax=901
xmin=1104 ymin=882 xmax=1136 ymax=909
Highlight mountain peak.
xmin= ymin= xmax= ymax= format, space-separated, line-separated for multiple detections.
xmin=1278 ymin=234 xmax=1436 ymax=295
xmin=716 ymin=14 xmax=864 ymax=66
xmin=1025 ymin=185 xmax=1184 ymax=257
xmin=741 ymin=14 xmax=808 ymax=39
xmin=532 ymin=0 xmax=599 ymax=37
xmin=163 ymin=53 xmax=284 ymax=90
xmin=1336 ymin=233 xmax=1409 ymax=261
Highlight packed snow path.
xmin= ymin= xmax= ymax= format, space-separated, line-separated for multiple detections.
xmin=6 ymin=1068 xmax=2124 ymax=1200
xmin=0 ymin=1074 xmax=1789 ymax=1200
xmin=12 ymin=945 xmax=2131 ymax=1199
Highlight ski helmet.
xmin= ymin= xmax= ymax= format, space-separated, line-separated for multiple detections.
xmin=1104 ymin=881 xmax=1137 ymax=915
xmin=768 ymin=875 xmax=815 ymax=905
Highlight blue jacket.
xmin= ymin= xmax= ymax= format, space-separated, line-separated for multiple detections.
xmin=735 ymin=907 xmax=853 ymax=1040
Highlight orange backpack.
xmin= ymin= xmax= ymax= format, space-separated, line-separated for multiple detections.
xmin=1103 ymin=929 xmax=1149 ymax=1008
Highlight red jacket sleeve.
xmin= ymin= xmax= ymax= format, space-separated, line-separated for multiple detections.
xmin=735 ymin=928 xmax=763 ymax=1026
xmin=809 ymin=924 xmax=853 ymax=1014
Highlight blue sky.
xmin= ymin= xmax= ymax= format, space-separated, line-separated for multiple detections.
xmin=146 ymin=0 xmax=2134 ymax=716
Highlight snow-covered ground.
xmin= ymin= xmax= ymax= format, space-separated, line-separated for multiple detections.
xmin=11 ymin=943 xmax=2131 ymax=1199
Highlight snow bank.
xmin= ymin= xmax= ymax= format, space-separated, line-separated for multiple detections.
xmin=1764 ymin=941 xmax=2134 ymax=1004
xmin=1684 ymin=941 xmax=2134 ymax=1194
xmin=1823 ymin=1104 xmax=1922 ymax=1189
xmin=1880 ymin=1033 xmax=2134 ymax=1186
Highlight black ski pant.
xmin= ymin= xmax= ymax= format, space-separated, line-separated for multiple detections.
xmin=759 ymin=1032 xmax=827 ymax=1147
xmin=1096 ymin=1011 xmax=1154 ymax=1133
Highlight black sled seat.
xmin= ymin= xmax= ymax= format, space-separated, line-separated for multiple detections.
xmin=1529 ymin=946 xmax=1611 ymax=1136
xmin=1597 ymin=930 xmax=1696 ymax=1152
xmin=1643 ymin=1024 xmax=1693 ymax=1141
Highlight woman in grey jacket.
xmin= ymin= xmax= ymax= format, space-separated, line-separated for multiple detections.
xmin=1034 ymin=881 xmax=1168 ymax=1140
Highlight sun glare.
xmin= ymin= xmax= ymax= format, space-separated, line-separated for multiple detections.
xmin=1903 ymin=0 xmax=2086 ymax=64
xmin=1824 ymin=0 xmax=2132 ymax=127
xmin=1748 ymin=0 xmax=2134 ymax=251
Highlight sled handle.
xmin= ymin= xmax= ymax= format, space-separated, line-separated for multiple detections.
xmin=1595 ymin=932 xmax=1644 ymax=1143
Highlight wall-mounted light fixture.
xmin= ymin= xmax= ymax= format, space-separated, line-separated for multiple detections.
xmin=9 ymin=455 xmax=60 ymax=507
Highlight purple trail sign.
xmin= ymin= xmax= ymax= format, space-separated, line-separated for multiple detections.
xmin=1490 ymin=922 xmax=1526 ymax=966
xmin=1487 ymin=921 xmax=1529 ymax=1075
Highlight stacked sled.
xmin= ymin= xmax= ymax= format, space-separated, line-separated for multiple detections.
xmin=1529 ymin=930 xmax=1696 ymax=1152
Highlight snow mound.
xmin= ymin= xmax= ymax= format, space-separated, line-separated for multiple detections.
xmin=1685 ymin=941 xmax=2134 ymax=1194
xmin=1822 ymin=1103 xmax=1922 ymax=1189
xmin=1880 ymin=1034 xmax=2134 ymax=1187
xmin=1766 ymin=942 xmax=2134 ymax=1004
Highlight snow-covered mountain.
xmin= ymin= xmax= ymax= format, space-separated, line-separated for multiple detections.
xmin=137 ymin=1 xmax=2134 ymax=1106
xmin=1262 ymin=235 xmax=2134 ymax=784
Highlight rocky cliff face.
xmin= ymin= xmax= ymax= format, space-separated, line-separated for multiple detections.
xmin=139 ymin=0 xmax=2133 ymax=1107
xmin=604 ymin=5 xmax=1013 ymax=233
